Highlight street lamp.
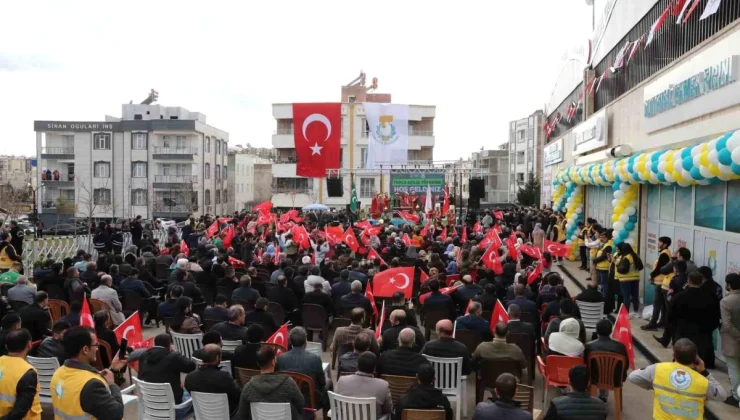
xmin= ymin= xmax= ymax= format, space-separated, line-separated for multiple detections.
xmin=585 ymin=0 xmax=595 ymax=30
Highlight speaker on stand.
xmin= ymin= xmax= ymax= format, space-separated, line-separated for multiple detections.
xmin=327 ymin=178 xmax=343 ymax=197
xmin=469 ymin=178 xmax=485 ymax=200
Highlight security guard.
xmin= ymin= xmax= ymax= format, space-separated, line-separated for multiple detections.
xmin=592 ymin=230 xmax=613 ymax=298
xmin=50 ymin=326 xmax=127 ymax=420
xmin=0 ymin=231 xmax=21 ymax=273
xmin=614 ymin=242 xmax=643 ymax=318
xmin=0 ymin=329 xmax=42 ymax=419
xmin=628 ymin=338 xmax=726 ymax=419
xmin=643 ymin=236 xmax=673 ymax=331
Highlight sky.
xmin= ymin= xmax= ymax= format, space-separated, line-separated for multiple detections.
xmin=0 ymin=0 xmax=597 ymax=161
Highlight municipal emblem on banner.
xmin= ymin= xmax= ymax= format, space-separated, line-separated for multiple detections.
xmin=375 ymin=115 xmax=399 ymax=144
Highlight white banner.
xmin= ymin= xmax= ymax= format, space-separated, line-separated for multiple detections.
xmin=700 ymin=0 xmax=722 ymax=20
xmin=364 ymin=103 xmax=409 ymax=169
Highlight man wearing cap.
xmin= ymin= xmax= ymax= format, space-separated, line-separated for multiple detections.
xmin=643 ymin=236 xmax=673 ymax=331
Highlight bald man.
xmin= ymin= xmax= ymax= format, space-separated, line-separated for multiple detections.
xmin=455 ymin=301 xmax=493 ymax=341
xmin=379 ymin=310 xmax=425 ymax=352
xmin=377 ymin=328 xmax=428 ymax=376
xmin=185 ymin=343 xmax=241 ymax=416
xmin=420 ymin=320 xmax=471 ymax=375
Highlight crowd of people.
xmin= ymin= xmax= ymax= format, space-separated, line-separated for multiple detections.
xmin=0 ymin=203 xmax=735 ymax=419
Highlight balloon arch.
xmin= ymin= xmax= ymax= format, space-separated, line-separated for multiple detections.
xmin=551 ymin=129 xmax=740 ymax=247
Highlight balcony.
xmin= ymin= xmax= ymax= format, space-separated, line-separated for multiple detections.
xmin=273 ymin=128 xmax=295 ymax=149
xmin=152 ymin=204 xmax=192 ymax=219
xmin=40 ymin=147 xmax=74 ymax=159
xmin=153 ymin=175 xmax=198 ymax=189
xmin=272 ymin=162 xmax=298 ymax=178
xmin=152 ymin=147 xmax=198 ymax=160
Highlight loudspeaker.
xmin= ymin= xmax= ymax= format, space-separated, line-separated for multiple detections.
xmin=468 ymin=197 xmax=480 ymax=209
xmin=469 ymin=178 xmax=485 ymax=199
xmin=327 ymin=178 xmax=343 ymax=197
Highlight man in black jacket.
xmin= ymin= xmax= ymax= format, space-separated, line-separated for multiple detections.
xmin=128 ymin=333 xmax=196 ymax=409
xmin=506 ymin=304 xmax=536 ymax=337
xmin=389 ymin=292 xmax=417 ymax=327
xmin=0 ymin=314 xmax=21 ymax=357
xmin=231 ymin=275 xmax=260 ymax=306
xmin=37 ymin=320 xmax=70 ymax=364
xmin=544 ymin=365 xmax=608 ymax=420
xmin=211 ymin=305 xmax=248 ymax=342
xmin=168 ymin=269 xmax=203 ymax=303
xmin=185 ymin=344 xmax=241 ymax=416
xmin=377 ymin=328 xmax=428 ymax=376
xmin=303 ymin=282 xmax=336 ymax=317
xmin=8 ymin=221 xmax=24 ymax=257
xmin=575 ymin=280 xmax=604 ymax=304
xmin=339 ymin=280 xmax=373 ymax=317
xmin=380 ymin=310 xmax=425 ymax=352
xmin=131 ymin=216 xmax=143 ymax=248
xmin=267 ymin=275 xmax=299 ymax=324
xmin=244 ymin=298 xmax=278 ymax=336
xmin=420 ymin=320 xmax=471 ymax=375
xmin=473 ymin=373 xmax=532 ymax=420
xmin=585 ymin=319 xmax=628 ymax=402
xmin=18 ymin=292 xmax=51 ymax=341
xmin=394 ymin=363 xmax=453 ymax=420
xmin=203 ymin=294 xmax=230 ymax=322
xmin=422 ymin=280 xmax=457 ymax=322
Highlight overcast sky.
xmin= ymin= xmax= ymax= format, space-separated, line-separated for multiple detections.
xmin=0 ymin=0 xmax=596 ymax=160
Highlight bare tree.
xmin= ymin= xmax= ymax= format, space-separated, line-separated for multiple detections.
xmin=77 ymin=177 xmax=113 ymax=235
xmin=52 ymin=195 xmax=77 ymax=229
xmin=0 ymin=184 xmax=32 ymax=223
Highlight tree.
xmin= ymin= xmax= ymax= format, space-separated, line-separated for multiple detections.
xmin=52 ymin=195 xmax=76 ymax=229
xmin=0 ymin=184 xmax=32 ymax=222
xmin=516 ymin=172 xmax=541 ymax=206
xmin=77 ymin=177 xmax=114 ymax=238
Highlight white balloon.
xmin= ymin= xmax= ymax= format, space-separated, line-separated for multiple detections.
xmin=708 ymin=150 xmax=719 ymax=165
xmin=726 ymin=132 xmax=740 ymax=151
xmin=709 ymin=139 xmax=717 ymax=152
xmin=697 ymin=179 xmax=710 ymax=185
xmin=693 ymin=154 xmax=702 ymax=168
xmin=575 ymin=207 xmax=583 ymax=214
xmin=620 ymin=183 xmax=630 ymax=191
xmin=682 ymin=169 xmax=693 ymax=181
xmin=732 ymin=147 xmax=740 ymax=165
xmin=612 ymin=199 xmax=619 ymax=207
xmin=619 ymin=214 xmax=629 ymax=223
xmin=613 ymin=221 xmax=624 ymax=231
xmin=658 ymin=161 xmax=667 ymax=173
xmin=699 ymin=166 xmax=712 ymax=179
xmin=566 ymin=240 xmax=573 ymax=245
xmin=626 ymin=237 xmax=636 ymax=245
xmin=614 ymin=190 xmax=625 ymax=199
xmin=665 ymin=172 xmax=675 ymax=183
xmin=625 ymin=206 xmax=636 ymax=216
xmin=571 ymin=234 xmax=579 ymax=241
xmin=691 ymin=146 xmax=701 ymax=158
xmin=678 ymin=180 xmax=690 ymax=188
xmin=650 ymin=173 xmax=659 ymax=184
xmin=720 ymin=163 xmax=734 ymax=175
xmin=659 ymin=153 xmax=667 ymax=162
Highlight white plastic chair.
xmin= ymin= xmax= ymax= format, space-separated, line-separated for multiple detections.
xmin=423 ymin=355 xmax=463 ymax=420
xmin=27 ymin=356 xmax=59 ymax=404
xmin=192 ymin=357 xmax=233 ymax=377
xmin=222 ymin=339 xmax=241 ymax=352
xmin=250 ymin=402 xmax=291 ymax=420
xmin=306 ymin=341 xmax=322 ymax=357
xmin=191 ymin=391 xmax=231 ymax=420
xmin=133 ymin=377 xmax=193 ymax=420
xmin=328 ymin=391 xmax=388 ymax=420
xmin=171 ymin=331 xmax=203 ymax=360
xmin=576 ymin=301 xmax=605 ymax=337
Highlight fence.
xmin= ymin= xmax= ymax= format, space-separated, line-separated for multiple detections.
xmin=22 ymin=230 xmax=168 ymax=276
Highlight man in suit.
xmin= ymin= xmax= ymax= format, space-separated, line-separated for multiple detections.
xmin=168 ymin=269 xmax=203 ymax=303
xmin=276 ymin=327 xmax=329 ymax=410
xmin=506 ymin=304 xmax=536 ymax=337
xmin=377 ymin=328 xmax=428 ymax=376
xmin=338 ymin=333 xmax=372 ymax=375
xmin=331 ymin=307 xmax=378 ymax=356
xmin=507 ymin=283 xmax=539 ymax=325
xmin=119 ymin=268 xmax=151 ymax=298
xmin=203 ymin=294 xmax=230 ymax=322
xmin=18 ymin=291 xmax=51 ymax=341
xmin=423 ymin=280 xmax=457 ymax=321
xmin=231 ymin=275 xmax=260 ymax=306
xmin=454 ymin=301 xmax=492 ymax=341
xmin=266 ymin=275 xmax=299 ymax=318
xmin=335 ymin=352 xmax=393 ymax=419
xmin=420 ymin=320 xmax=471 ymax=375
xmin=472 ymin=322 xmax=527 ymax=378
xmin=244 ymin=298 xmax=278 ymax=336
xmin=302 ymin=282 xmax=336 ymax=317
xmin=380 ymin=310 xmax=425 ymax=353
xmin=158 ymin=285 xmax=183 ymax=319
xmin=210 ymin=305 xmax=248 ymax=342
xmin=331 ymin=270 xmax=352 ymax=307
xmin=339 ymin=280 xmax=373 ymax=317
xmin=585 ymin=319 xmax=628 ymax=402
xmin=184 ymin=344 xmax=241 ymax=417
xmin=91 ymin=275 xmax=125 ymax=325
xmin=452 ymin=274 xmax=482 ymax=309
xmin=474 ymin=284 xmax=499 ymax=312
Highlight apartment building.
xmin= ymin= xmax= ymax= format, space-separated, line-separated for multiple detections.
xmin=227 ymin=152 xmax=272 ymax=213
xmin=471 ymin=146 xmax=510 ymax=204
xmin=271 ymin=82 xmax=436 ymax=209
xmin=508 ymin=110 xmax=545 ymax=197
xmin=0 ymin=156 xmax=34 ymax=190
xmin=35 ymin=103 xmax=228 ymax=224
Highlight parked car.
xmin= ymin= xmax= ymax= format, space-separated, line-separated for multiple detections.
xmin=159 ymin=218 xmax=177 ymax=229
xmin=46 ymin=223 xmax=88 ymax=236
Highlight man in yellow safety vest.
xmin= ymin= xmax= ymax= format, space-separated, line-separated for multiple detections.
xmin=0 ymin=329 xmax=42 ymax=419
xmin=50 ymin=326 xmax=127 ymax=419
xmin=628 ymin=338 xmax=726 ymax=419
xmin=642 ymin=236 xmax=673 ymax=331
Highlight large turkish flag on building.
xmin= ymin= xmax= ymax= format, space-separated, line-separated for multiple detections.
xmin=292 ymin=103 xmax=341 ymax=177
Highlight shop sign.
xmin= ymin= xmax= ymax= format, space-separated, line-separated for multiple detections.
xmin=572 ymin=109 xmax=607 ymax=156
xmin=543 ymin=138 xmax=564 ymax=166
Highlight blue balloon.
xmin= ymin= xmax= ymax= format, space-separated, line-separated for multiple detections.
xmin=682 ymin=156 xmax=694 ymax=171
xmin=620 ymin=230 xmax=629 ymax=239
xmin=612 ymin=182 xmax=621 ymax=191
xmin=716 ymin=135 xmax=729 ymax=152
xmin=651 ymin=161 xmax=659 ymax=173
xmin=681 ymin=147 xmax=693 ymax=159
xmin=690 ymin=167 xmax=703 ymax=180
xmin=719 ymin=148 xmax=732 ymax=166
xmin=658 ymin=173 xmax=667 ymax=183
xmin=629 ymin=215 xmax=638 ymax=223
xmin=614 ymin=237 xmax=623 ymax=245
xmin=625 ymin=221 xmax=635 ymax=231
xmin=652 ymin=151 xmax=665 ymax=161
xmin=732 ymin=163 xmax=740 ymax=175
xmin=708 ymin=177 xmax=721 ymax=185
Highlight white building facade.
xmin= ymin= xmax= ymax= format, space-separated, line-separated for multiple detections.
xmin=508 ymin=111 xmax=545 ymax=199
xmin=471 ymin=148 xmax=510 ymax=204
xmin=227 ymin=153 xmax=271 ymax=213
xmin=35 ymin=104 xmax=229 ymax=223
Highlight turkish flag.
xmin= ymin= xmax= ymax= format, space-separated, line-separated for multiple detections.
xmin=205 ymin=221 xmax=219 ymax=239
xmin=442 ymin=185 xmax=450 ymax=215
xmin=222 ymin=225 xmax=235 ymax=249
xmin=398 ymin=211 xmax=419 ymax=224
xmin=401 ymin=234 xmax=411 ymax=247
xmin=446 ymin=274 xmax=460 ymax=287
xmin=343 ymin=227 xmax=360 ymax=253
xmin=256 ymin=212 xmax=271 ymax=226
xmin=365 ymin=283 xmax=379 ymax=318
xmin=375 ymin=302 xmax=386 ymax=339
xmin=478 ymin=230 xmax=502 ymax=251
xmin=180 ymin=240 xmax=189 ymax=256
xmin=527 ymin=261 xmax=543 ymax=285
xmin=293 ymin=103 xmax=341 ymax=177
xmin=490 ymin=300 xmax=509 ymax=331
xmin=373 ymin=267 xmax=415 ymax=298
xmin=114 ymin=312 xmax=149 ymax=348
xmin=228 ymin=256 xmax=245 ymax=268
xmin=238 ymin=217 xmax=248 ymax=229
xmin=81 ymin=298 xmax=94 ymax=328
xmin=253 ymin=201 xmax=273 ymax=214
xmin=420 ymin=220 xmax=430 ymax=237
xmin=473 ymin=221 xmax=482 ymax=233
xmin=325 ymin=225 xmax=343 ymax=245
xmin=439 ymin=227 xmax=447 ymax=241
xmin=461 ymin=226 xmax=468 ymax=243
xmin=267 ymin=323 xmax=289 ymax=351
xmin=354 ymin=220 xmax=371 ymax=229
xmin=362 ymin=226 xmax=383 ymax=237
xmin=544 ymin=240 xmax=571 ymax=258
xmin=519 ymin=244 xmax=542 ymax=260
xmin=367 ymin=248 xmax=386 ymax=266
xmin=494 ymin=211 xmax=503 ymax=220
xmin=218 ymin=217 xmax=233 ymax=224
xmin=291 ymin=225 xmax=310 ymax=250
xmin=507 ymin=233 xmax=519 ymax=260
xmin=481 ymin=244 xmax=504 ymax=275
xmin=492 ymin=224 xmax=502 ymax=236
xmin=464 ymin=299 xmax=472 ymax=315
xmin=612 ymin=305 xmax=636 ymax=370
xmin=419 ymin=285 xmax=461 ymax=305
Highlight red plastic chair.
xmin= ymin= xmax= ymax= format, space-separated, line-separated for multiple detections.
xmin=536 ymin=355 xmax=585 ymax=404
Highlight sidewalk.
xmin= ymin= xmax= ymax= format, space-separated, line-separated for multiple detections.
xmin=556 ymin=259 xmax=740 ymax=420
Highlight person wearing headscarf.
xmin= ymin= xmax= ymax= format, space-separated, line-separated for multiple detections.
xmin=548 ymin=318 xmax=585 ymax=357
xmin=405 ymin=246 xmax=419 ymax=260
xmin=532 ymin=223 xmax=545 ymax=249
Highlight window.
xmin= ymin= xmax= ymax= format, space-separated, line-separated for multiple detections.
xmin=223 ymin=166 xmax=227 ymax=179
xmin=215 ymin=190 xmax=221 ymax=204
xmin=131 ymin=189 xmax=147 ymax=206
xmin=516 ymin=130 xmax=525 ymax=142
xmin=360 ymin=148 xmax=368 ymax=168
xmin=93 ymin=162 xmax=110 ymax=178
xmin=360 ymin=178 xmax=375 ymax=197
xmin=132 ymin=133 xmax=147 ymax=149
xmin=215 ymin=164 xmax=221 ymax=179
xmin=93 ymin=189 xmax=111 ymax=205
xmin=205 ymin=163 xmax=211 ymax=179
xmin=205 ymin=189 xmax=211 ymax=205
xmin=223 ymin=142 xmax=227 ymax=155
xmin=206 ymin=137 xmax=210 ymax=152
xmin=93 ymin=133 xmax=111 ymax=150
xmin=695 ymin=183 xmax=724 ymax=230
xmin=517 ymin=173 xmax=524 ymax=182
xmin=223 ymin=189 xmax=228 ymax=203
xmin=132 ymin=162 xmax=147 ymax=178
xmin=216 ymin=140 xmax=221 ymax=155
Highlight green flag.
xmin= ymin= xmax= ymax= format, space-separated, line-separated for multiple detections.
xmin=350 ymin=183 xmax=358 ymax=213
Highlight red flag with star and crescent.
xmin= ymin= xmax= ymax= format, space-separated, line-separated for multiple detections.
xmin=180 ymin=240 xmax=189 ymax=256
xmin=480 ymin=244 xmax=504 ymax=275
xmin=473 ymin=221 xmax=482 ymax=234
xmin=461 ymin=226 xmax=468 ymax=243
xmin=519 ymin=244 xmax=542 ymax=260
xmin=344 ymin=227 xmax=360 ymax=253
xmin=494 ymin=211 xmax=504 ymax=220
xmin=253 ymin=200 xmax=273 ymax=214
xmin=419 ymin=285 xmax=462 ymax=305
xmin=439 ymin=227 xmax=447 ymax=241
xmin=527 ymin=261 xmax=543 ymax=285
xmin=442 ymin=185 xmax=450 ymax=215
xmin=420 ymin=220 xmax=430 ymax=237
xmin=373 ymin=267 xmax=415 ymax=298
xmin=354 ymin=220 xmax=371 ymax=229
xmin=507 ymin=232 xmax=519 ymax=260
xmin=222 ymin=224 xmax=235 ymax=249
xmin=401 ymin=233 xmax=411 ymax=247
xmin=205 ymin=221 xmax=219 ymax=239
xmin=544 ymin=239 xmax=571 ymax=258
xmin=612 ymin=305 xmax=636 ymax=370
xmin=267 ymin=323 xmax=289 ymax=352
xmin=490 ymin=300 xmax=509 ymax=331
xmin=362 ymin=225 xmax=383 ymax=237
xmin=367 ymin=248 xmax=386 ymax=266
xmin=375 ymin=302 xmax=386 ymax=339
xmin=365 ymin=283 xmax=379 ymax=318
xmin=478 ymin=229 xmax=502 ymax=251
xmin=291 ymin=225 xmax=310 ymax=250
xmin=292 ymin=103 xmax=341 ymax=177
xmin=114 ymin=312 xmax=153 ymax=350
xmin=81 ymin=298 xmax=94 ymax=328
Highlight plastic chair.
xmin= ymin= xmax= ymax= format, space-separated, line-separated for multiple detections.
xmin=133 ymin=377 xmax=194 ymax=420
xmin=155 ymin=263 xmax=171 ymax=283
xmin=266 ymin=301 xmax=285 ymax=325
xmin=122 ymin=290 xmax=151 ymax=321
xmin=235 ymin=367 xmax=260 ymax=387
xmin=474 ymin=358 xmax=523 ymax=403
xmin=222 ymin=339 xmax=241 ymax=353
xmin=27 ymin=356 xmax=60 ymax=404
xmin=92 ymin=340 xmax=114 ymax=371
xmin=328 ymin=391 xmax=381 ymax=420
xmin=171 ymin=331 xmax=203 ymax=360
xmin=507 ymin=332 xmax=536 ymax=382
xmin=536 ymin=355 xmax=585 ymax=404
xmin=284 ymin=371 xmax=317 ymax=410
xmin=401 ymin=410 xmax=446 ymax=420
xmin=192 ymin=357 xmax=233 ymax=377
xmin=586 ymin=351 xmax=627 ymax=420
xmin=513 ymin=383 xmax=535 ymax=413
xmin=192 ymin=391 xmax=231 ymax=420
xmin=381 ymin=374 xmax=417 ymax=407
xmin=251 ymin=402 xmax=291 ymax=420
xmin=90 ymin=298 xmax=112 ymax=315
xmin=576 ymin=301 xmax=605 ymax=337
xmin=454 ymin=329 xmax=482 ymax=355
xmin=422 ymin=355 xmax=463 ymax=420
xmin=48 ymin=299 xmax=70 ymax=322
xmin=421 ymin=307 xmax=450 ymax=341
xmin=301 ymin=304 xmax=329 ymax=351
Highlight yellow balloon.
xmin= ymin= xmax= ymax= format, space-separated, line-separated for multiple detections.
xmin=614 ymin=205 xmax=625 ymax=214
xmin=709 ymin=165 xmax=721 ymax=177
xmin=700 ymin=153 xmax=709 ymax=167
